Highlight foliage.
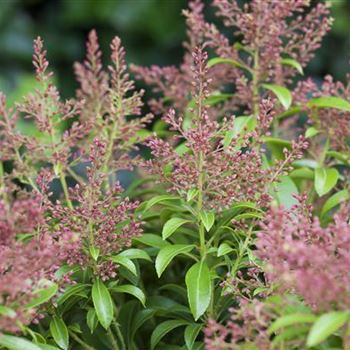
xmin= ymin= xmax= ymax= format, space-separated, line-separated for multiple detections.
xmin=1 ymin=1 xmax=350 ymax=350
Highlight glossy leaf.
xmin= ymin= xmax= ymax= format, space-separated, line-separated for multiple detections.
xmin=145 ymin=195 xmax=179 ymax=211
xmin=281 ymin=58 xmax=303 ymax=75
xmin=0 ymin=335 xmax=41 ymax=350
xmin=92 ymin=279 xmax=114 ymax=330
xmin=86 ymin=308 xmax=98 ymax=334
xmin=57 ymin=284 xmax=89 ymax=305
xmin=162 ymin=217 xmax=191 ymax=240
xmin=118 ymin=248 xmax=152 ymax=261
xmin=49 ymin=316 xmax=69 ymax=350
xmin=25 ymin=280 xmax=58 ymax=309
xmin=150 ymin=320 xmax=188 ymax=350
xmin=110 ymin=255 xmax=137 ymax=275
xmin=112 ymin=285 xmax=146 ymax=306
xmin=307 ymin=96 xmax=350 ymax=111
xmin=133 ymin=233 xmax=170 ymax=249
xmin=184 ymin=324 xmax=203 ymax=350
xmin=185 ymin=261 xmax=212 ymax=321
xmin=156 ymin=244 xmax=195 ymax=277
xmin=321 ymin=189 xmax=349 ymax=218
xmin=217 ymin=243 xmax=234 ymax=257
xmin=263 ymin=84 xmax=292 ymax=110
xmin=314 ymin=168 xmax=339 ymax=197
xmin=307 ymin=312 xmax=349 ymax=347
xmin=187 ymin=189 xmax=199 ymax=202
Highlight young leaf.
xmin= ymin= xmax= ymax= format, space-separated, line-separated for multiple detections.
xmin=307 ymin=312 xmax=349 ymax=347
xmin=217 ymin=243 xmax=234 ymax=257
xmin=89 ymin=246 xmax=100 ymax=261
xmin=109 ymin=256 xmax=137 ymax=275
xmin=56 ymin=283 xmax=89 ymax=305
xmin=150 ymin=320 xmax=188 ymax=350
xmin=321 ymin=189 xmax=349 ymax=218
xmin=185 ymin=261 xmax=212 ymax=321
xmin=92 ymin=279 xmax=114 ymax=330
xmin=86 ymin=308 xmax=98 ymax=334
xmin=305 ymin=126 xmax=319 ymax=138
xmin=268 ymin=313 xmax=316 ymax=334
xmin=207 ymin=57 xmax=251 ymax=74
xmin=281 ymin=58 xmax=303 ymax=75
xmin=307 ymin=96 xmax=350 ymax=111
xmin=263 ymin=84 xmax=292 ymax=110
xmin=118 ymin=248 xmax=152 ymax=261
xmin=184 ymin=324 xmax=203 ymax=350
xmin=314 ymin=168 xmax=339 ymax=197
xmin=25 ymin=280 xmax=58 ymax=309
xmin=155 ymin=244 xmax=195 ymax=277
xmin=49 ymin=317 xmax=69 ymax=350
xmin=111 ymin=285 xmax=146 ymax=306
xmin=162 ymin=217 xmax=191 ymax=240
xmin=187 ymin=188 xmax=199 ymax=202
xmin=199 ymin=210 xmax=215 ymax=232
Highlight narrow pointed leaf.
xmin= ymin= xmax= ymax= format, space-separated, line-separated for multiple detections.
xmin=87 ymin=308 xmax=98 ymax=334
xmin=118 ymin=248 xmax=152 ymax=261
xmin=162 ymin=218 xmax=191 ymax=240
xmin=263 ymin=84 xmax=292 ymax=110
xmin=92 ymin=279 xmax=114 ymax=329
xmin=199 ymin=210 xmax=215 ymax=232
xmin=268 ymin=313 xmax=316 ymax=334
xmin=25 ymin=281 xmax=58 ymax=309
xmin=185 ymin=261 xmax=212 ymax=321
xmin=110 ymin=256 xmax=137 ymax=275
xmin=49 ymin=317 xmax=69 ymax=350
xmin=184 ymin=324 xmax=203 ymax=350
xmin=307 ymin=96 xmax=350 ymax=111
xmin=145 ymin=195 xmax=179 ymax=210
xmin=217 ymin=243 xmax=234 ymax=257
xmin=315 ymin=168 xmax=339 ymax=197
xmin=156 ymin=244 xmax=195 ymax=277
xmin=307 ymin=312 xmax=349 ymax=347
xmin=281 ymin=58 xmax=303 ymax=75
xmin=150 ymin=320 xmax=188 ymax=350
xmin=0 ymin=335 xmax=41 ymax=350
xmin=321 ymin=189 xmax=349 ymax=218
xmin=111 ymin=285 xmax=146 ymax=306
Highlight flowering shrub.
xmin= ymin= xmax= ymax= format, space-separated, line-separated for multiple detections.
xmin=1 ymin=1 xmax=350 ymax=350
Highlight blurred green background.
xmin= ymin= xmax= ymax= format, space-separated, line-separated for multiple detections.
xmin=0 ymin=0 xmax=349 ymax=101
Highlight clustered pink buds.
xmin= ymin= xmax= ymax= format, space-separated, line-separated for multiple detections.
xmin=257 ymin=196 xmax=350 ymax=312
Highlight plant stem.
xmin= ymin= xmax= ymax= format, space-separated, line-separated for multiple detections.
xmin=252 ymin=48 xmax=260 ymax=118
xmin=113 ymin=321 xmax=126 ymax=350
xmin=59 ymin=171 xmax=73 ymax=209
xmin=69 ymin=331 xmax=96 ymax=350
xmin=107 ymin=327 xmax=120 ymax=350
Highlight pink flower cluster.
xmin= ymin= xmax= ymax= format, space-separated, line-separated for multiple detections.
xmin=257 ymin=196 xmax=350 ymax=312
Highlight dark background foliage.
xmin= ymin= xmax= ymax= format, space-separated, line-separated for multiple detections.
xmin=0 ymin=0 xmax=350 ymax=102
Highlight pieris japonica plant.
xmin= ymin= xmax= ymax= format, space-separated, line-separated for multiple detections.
xmin=1 ymin=1 xmax=350 ymax=350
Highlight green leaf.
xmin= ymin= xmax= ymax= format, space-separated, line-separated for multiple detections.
xmin=49 ymin=316 xmax=69 ymax=350
xmin=37 ymin=344 xmax=61 ymax=350
xmin=307 ymin=312 xmax=349 ymax=347
xmin=268 ymin=313 xmax=316 ymax=334
xmin=207 ymin=57 xmax=251 ymax=74
xmin=156 ymin=244 xmax=195 ymax=277
xmin=118 ymin=248 xmax=152 ymax=261
xmin=110 ymin=256 xmax=137 ymax=275
xmin=305 ymin=126 xmax=319 ymax=138
xmin=199 ymin=210 xmax=215 ymax=232
xmin=223 ymin=115 xmax=256 ymax=149
xmin=56 ymin=284 xmax=89 ymax=305
xmin=187 ymin=189 xmax=199 ymax=202
xmin=133 ymin=233 xmax=170 ymax=249
xmin=263 ymin=84 xmax=292 ymax=110
xmin=111 ymin=285 xmax=146 ymax=306
xmin=92 ymin=279 xmax=114 ymax=330
xmin=150 ymin=320 xmax=189 ymax=350
xmin=314 ymin=168 xmax=339 ymax=197
xmin=162 ymin=217 xmax=191 ymax=240
xmin=217 ymin=243 xmax=234 ymax=257
xmin=321 ymin=189 xmax=349 ymax=218
xmin=281 ymin=58 xmax=303 ymax=75
xmin=25 ymin=280 xmax=58 ymax=309
xmin=0 ymin=335 xmax=42 ymax=350
xmin=307 ymin=96 xmax=350 ymax=111
xmin=185 ymin=261 xmax=212 ymax=321
xmin=86 ymin=308 xmax=98 ymax=334
xmin=184 ymin=324 xmax=203 ymax=350
xmin=145 ymin=195 xmax=179 ymax=211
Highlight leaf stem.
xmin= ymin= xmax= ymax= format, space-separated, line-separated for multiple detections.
xmin=69 ymin=331 xmax=96 ymax=350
